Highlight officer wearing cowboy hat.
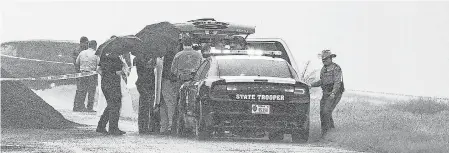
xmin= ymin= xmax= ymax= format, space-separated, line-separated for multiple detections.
xmin=310 ymin=49 xmax=345 ymax=137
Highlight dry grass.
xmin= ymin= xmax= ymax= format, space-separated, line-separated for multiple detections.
xmin=389 ymin=98 xmax=449 ymax=115
xmin=308 ymin=91 xmax=449 ymax=153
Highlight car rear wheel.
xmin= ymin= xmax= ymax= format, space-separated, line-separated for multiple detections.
xmin=269 ymin=131 xmax=284 ymax=141
xmin=292 ymin=130 xmax=308 ymax=143
xmin=292 ymin=119 xmax=309 ymax=143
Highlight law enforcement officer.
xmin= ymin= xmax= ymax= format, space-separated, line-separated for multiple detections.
xmin=96 ymin=51 xmax=127 ymax=135
xmin=72 ymin=36 xmax=89 ymax=112
xmin=158 ymin=43 xmax=178 ymax=135
xmin=310 ymin=50 xmax=345 ymax=137
xmin=135 ymin=55 xmax=158 ymax=134
xmin=74 ymin=40 xmax=99 ymax=112
xmin=162 ymin=36 xmax=202 ymax=134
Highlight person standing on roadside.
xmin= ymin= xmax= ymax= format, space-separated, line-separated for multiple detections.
xmin=95 ymin=48 xmax=128 ymax=135
xmin=74 ymin=40 xmax=100 ymax=112
xmin=158 ymin=42 xmax=179 ymax=135
xmin=162 ymin=36 xmax=202 ymax=134
xmin=135 ymin=55 xmax=158 ymax=134
xmin=72 ymin=36 xmax=89 ymax=112
xmin=310 ymin=50 xmax=345 ymax=137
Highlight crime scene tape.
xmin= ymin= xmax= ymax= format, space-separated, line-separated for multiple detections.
xmin=0 ymin=71 xmax=97 ymax=81
xmin=1 ymin=54 xmax=74 ymax=65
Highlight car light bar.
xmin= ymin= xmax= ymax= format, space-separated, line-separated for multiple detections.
xmin=209 ymin=48 xmax=282 ymax=56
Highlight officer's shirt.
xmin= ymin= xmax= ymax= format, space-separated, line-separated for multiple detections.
xmin=76 ymin=48 xmax=99 ymax=72
xmin=171 ymin=47 xmax=203 ymax=78
xmin=99 ymin=55 xmax=123 ymax=87
xmin=312 ymin=62 xmax=343 ymax=94
xmin=135 ymin=57 xmax=156 ymax=86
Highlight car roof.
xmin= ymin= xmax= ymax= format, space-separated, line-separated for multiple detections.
xmin=174 ymin=19 xmax=255 ymax=35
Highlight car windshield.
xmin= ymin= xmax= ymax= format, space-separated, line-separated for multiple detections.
xmin=246 ymin=41 xmax=291 ymax=64
xmin=217 ymin=58 xmax=293 ymax=78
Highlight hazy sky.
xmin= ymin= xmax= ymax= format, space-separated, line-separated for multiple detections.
xmin=1 ymin=1 xmax=449 ymax=98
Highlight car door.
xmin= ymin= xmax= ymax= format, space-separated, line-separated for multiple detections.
xmin=185 ymin=60 xmax=211 ymax=109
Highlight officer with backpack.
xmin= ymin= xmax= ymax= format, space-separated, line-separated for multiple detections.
xmin=161 ymin=36 xmax=203 ymax=134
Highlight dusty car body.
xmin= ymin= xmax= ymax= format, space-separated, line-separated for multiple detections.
xmin=175 ymin=53 xmax=310 ymax=142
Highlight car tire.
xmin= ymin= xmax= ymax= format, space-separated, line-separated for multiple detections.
xmin=269 ymin=131 xmax=284 ymax=141
xmin=292 ymin=130 xmax=308 ymax=143
xmin=292 ymin=119 xmax=309 ymax=143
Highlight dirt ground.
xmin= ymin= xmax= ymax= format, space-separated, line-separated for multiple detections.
xmin=1 ymin=110 xmax=358 ymax=153
xmin=1 ymin=86 xmax=359 ymax=153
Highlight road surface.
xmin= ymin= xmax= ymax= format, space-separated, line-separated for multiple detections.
xmin=1 ymin=108 xmax=360 ymax=153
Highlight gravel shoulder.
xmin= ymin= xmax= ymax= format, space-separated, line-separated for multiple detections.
xmin=1 ymin=108 xmax=359 ymax=153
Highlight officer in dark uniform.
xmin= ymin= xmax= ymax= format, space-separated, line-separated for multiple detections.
xmin=310 ymin=50 xmax=345 ymax=137
xmin=96 ymin=53 xmax=127 ymax=135
xmin=135 ymin=55 xmax=158 ymax=134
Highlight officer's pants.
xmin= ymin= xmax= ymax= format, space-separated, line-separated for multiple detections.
xmin=73 ymin=74 xmax=98 ymax=111
xmin=137 ymin=83 xmax=157 ymax=133
xmin=320 ymin=92 xmax=342 ymax=135
xmin=98 ymin=74 xmax=122 ymax=131
xmin=160 ymin=79 xmax=181 ymax=133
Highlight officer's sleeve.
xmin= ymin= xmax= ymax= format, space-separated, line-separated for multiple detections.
xmin=171 ymin=53 xmax=181 ymax=76
xmin=331 ymin=65 xmax=343 ymax=94
xmin=195 ymin=52 xmax=204 ymax=70
xmin=75 ymin=52 xmax=81 ymax=69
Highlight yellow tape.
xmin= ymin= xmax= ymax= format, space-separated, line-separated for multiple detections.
xmin=1 ymin=54 xmax=74 ymax=65
xmin=0 ymin=71 xmax=97 ymax=81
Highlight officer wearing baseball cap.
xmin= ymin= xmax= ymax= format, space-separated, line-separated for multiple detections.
xmin=310 ymin=49 xmax=345 ymax=137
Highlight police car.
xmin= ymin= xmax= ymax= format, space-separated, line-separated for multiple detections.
xmin=175 ymin=49 xmax=310 ymax=143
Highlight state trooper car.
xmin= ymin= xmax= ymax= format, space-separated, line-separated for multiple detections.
xmin=175 ymin=49 xmax=310 ymax=143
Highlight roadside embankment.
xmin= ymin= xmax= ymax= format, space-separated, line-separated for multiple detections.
xmin=310 ymin=90 xmax=449 ymax=153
